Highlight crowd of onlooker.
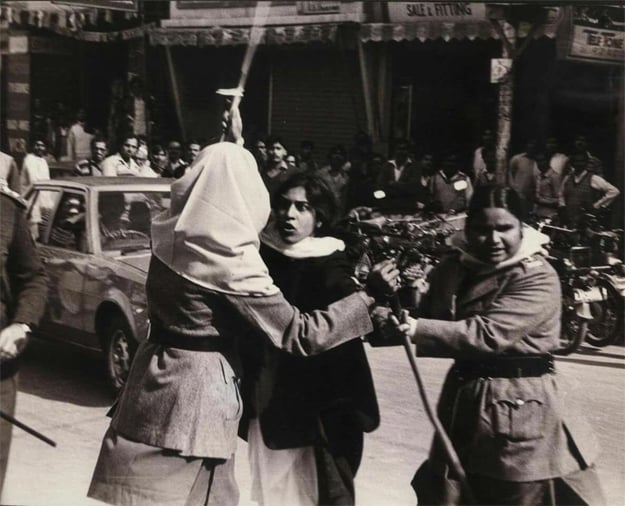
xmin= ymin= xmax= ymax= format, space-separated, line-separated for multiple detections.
xmin=246 ymin=129 xmax=620 ymax=230
xmin=0 ymin=117 xmax=621 ymax=231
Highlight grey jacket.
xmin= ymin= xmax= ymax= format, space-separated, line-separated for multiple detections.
xmin=416 ymin=252 xmax=598 ymax=481
xmin=111 ymin=257 xmax=373 ymax=459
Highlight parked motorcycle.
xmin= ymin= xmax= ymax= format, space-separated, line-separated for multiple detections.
xmin=538 ymin=212 xmax=625 ymax=353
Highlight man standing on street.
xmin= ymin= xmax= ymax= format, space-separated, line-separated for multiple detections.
xmin=0 ymin=152 xmax=20 ymax=192
xmin=261 ymin=135 xmax=299 ymax=196
xmin=163 ymin=141 xmax=188 ymax=178
xmin=67 ymin=108 xmax=94 ymax=162
xmin=0 ymin=185 xmax=48 ymax=497
xmin=20 ymin=139 xmax=50 ymax=193
xmin=74 ymin=137 xmax=108 ymax=176
xmin=101 ymin=135 xmax=140 ymax=177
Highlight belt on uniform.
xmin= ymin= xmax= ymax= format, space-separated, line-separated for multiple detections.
xmin=148 ymin=320 xmax=231 ymax=352
xmin=452 ymin=355 xmax=554 ymax=380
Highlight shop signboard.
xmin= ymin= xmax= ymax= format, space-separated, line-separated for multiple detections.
xmin=176 ymin=1 xmax=255 ymax=8
xmin=388 ymin=2 xmax=487 ymax=22
xmin=296 ymin=2 xmax=341 ymax=15
xmin=53 ymin=1 xmax=138 ymax=12
xmin=565 ymin=5 xmax=624 ymax=64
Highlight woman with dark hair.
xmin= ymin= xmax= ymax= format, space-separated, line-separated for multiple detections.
xmin=397 ymin=184 xmax=605 ymax=505
xmin=88 ymin=108 xmax=398 ymax=505
xmin=241 ymin=173 xmax=381 ymax=506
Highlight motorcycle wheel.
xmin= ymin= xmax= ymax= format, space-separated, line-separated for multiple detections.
xmin=556 ymin=306 xmax=587 ymax=356
xmin=585 ymin=279 xmax=623 ymax=347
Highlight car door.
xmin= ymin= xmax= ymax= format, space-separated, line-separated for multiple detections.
xmin=31 ymin=189 xmax=94 ymax=347
xmin=26 ymin=187 xmax=61 ymax=339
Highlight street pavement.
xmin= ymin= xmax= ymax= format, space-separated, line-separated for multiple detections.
xmin=2 ymin=339 xmax=624 ymax=506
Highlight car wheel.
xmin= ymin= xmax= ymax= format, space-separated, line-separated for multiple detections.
xmin=103 ymin=315 xmax=137 ymax=391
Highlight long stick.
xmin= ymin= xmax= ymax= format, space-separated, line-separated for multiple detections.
xmin=232 ymin=1 xmax=271 ymax=111
xmin=165 ymin=45 xmax=187 ymax=143
xmin=219 ymin=1 xmax=271 ymax=141
xmin=390 ymin=297 xmax=475 ymax=503
xmin=0 ymin=410 xmax=57 ymax=447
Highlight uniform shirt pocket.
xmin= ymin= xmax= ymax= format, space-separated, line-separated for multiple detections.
xmin=484 ymin=377 xmax=547 ymax=442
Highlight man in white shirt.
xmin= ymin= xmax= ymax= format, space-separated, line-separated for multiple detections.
xmin=101 ymin=135 xmax=140 ymax=177
xmin=67 ymin=109 xmax=93 ymax=162
xmin=20 ymin=139 xmax=50 ymax=193
xmin=508 ymin=140 xmax=538 ymax=203
xmin=134 ymin=146 xmax=158 ymax=178
xmin=0 ymin=151 xmax=20 ymax=192
xmin=545 ymin=136 xmax=568 ymax=188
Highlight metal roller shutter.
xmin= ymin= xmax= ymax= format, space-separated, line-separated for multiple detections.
xmin=271 ymin=45 xmax=366 ymax=164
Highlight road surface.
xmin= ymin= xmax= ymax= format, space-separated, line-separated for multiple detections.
xmin=2 ymin=339 xmax=624 ymax=505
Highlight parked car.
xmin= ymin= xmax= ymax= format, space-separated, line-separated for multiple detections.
xmin=24 ymin=177 xmax=172 ymax=390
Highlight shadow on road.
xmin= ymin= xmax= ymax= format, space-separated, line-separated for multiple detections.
xmin=557 ymin=356 xmax=625 ymax=369
xmin=574 ymin=346 xmax=625 ymax=361
xmin=18 ymin=338 xmax=115 ymax=408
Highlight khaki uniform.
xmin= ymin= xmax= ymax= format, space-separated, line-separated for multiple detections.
xmin=413 ymin=252 xmax=602 ymax=504
xmin=0 ymin=189 xmax=48 ymax=494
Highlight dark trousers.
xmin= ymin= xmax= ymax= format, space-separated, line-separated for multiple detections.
xmin=0 ymin=375 xmax=17 ymax=498
xmin=88 ymin=427 xmax=239 ymax=506
xmin=314 ymin=410 xmax=364 ymax=506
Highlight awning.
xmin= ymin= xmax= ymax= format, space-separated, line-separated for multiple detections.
xmin=0 ymin=0 xmax=143 ymax=42
xmin=360 ymin=20 xmax=560 ymax=43
xmin=149 ymin=23 xmax=338 ymax=47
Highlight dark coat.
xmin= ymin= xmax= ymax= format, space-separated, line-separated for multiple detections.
xmin=110 ymin=256 xmax=374 ymax=459
xmin=239 ymin=245 xmax=380 ymax=449
xmin=415 ymin=252 xmax=598 ymax=483
xmin=0 ymin=191 xmax=48 ymax=379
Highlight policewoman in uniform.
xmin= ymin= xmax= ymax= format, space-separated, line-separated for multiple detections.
xmin=398 ymin=185 xmax=604 ymax=505
xmin=0 ymin=184 xmax=48 ymax=496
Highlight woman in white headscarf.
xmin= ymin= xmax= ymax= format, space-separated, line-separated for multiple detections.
xmin=87 ymin=115 xmax=398 ymax=505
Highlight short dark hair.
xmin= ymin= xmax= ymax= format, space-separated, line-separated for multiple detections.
xmin=467 ymin=184 xmax=527 ymax=227
xmin=91 ymin=135 xmax=107 ymax=150
xmin=266 ymin=135 xmax=285 ymax=149
xmin=151 ymin=144 xmax=166 ymax=156
xmin=328 ymin=144 xmax=346 ymax=157
xmin=120 ymin=135 xmax=138 ymax=149
xmin=274 ymin=173 xmax=338 ymax=235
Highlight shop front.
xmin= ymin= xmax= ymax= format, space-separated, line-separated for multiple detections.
xmin=149 ymin=1 xmax=368 ymax=158
xmin=0 ymin=0 xmax=148 ymax=159
xmin=358 ymin=2 xmax=565 ymax=166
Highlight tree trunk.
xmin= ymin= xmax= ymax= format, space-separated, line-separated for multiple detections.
xmin=495 ymin=22 xmax=517 ymax=185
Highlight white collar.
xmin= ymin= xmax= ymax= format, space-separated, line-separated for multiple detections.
xmin=261 ymin=221 xmax=345 ymax=259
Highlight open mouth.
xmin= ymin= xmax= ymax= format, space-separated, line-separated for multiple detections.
xmin=278 ymin=222 xmax=296 ymax=234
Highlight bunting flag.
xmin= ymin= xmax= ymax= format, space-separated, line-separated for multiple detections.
xmin=0 ymin=1 xmax=142 ymax=41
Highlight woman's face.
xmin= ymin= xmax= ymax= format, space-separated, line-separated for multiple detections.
xmin=275 ymin=186 xmax=317 ymax=244
xmin=467 ymin=207 xmax=522 ymax=264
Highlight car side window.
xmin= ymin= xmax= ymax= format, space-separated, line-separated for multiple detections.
xmin=48 ymin=192 xmax=87 ymax=253
xmin=26 ymin=189 xmax=61 ymax=243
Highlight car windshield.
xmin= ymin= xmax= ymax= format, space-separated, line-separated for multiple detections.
xmin=98 ymin=190 xmax=170 ymax=253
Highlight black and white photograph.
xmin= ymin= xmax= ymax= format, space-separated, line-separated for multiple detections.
xmin=0 ymin=1 xmax=623 ymax=505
